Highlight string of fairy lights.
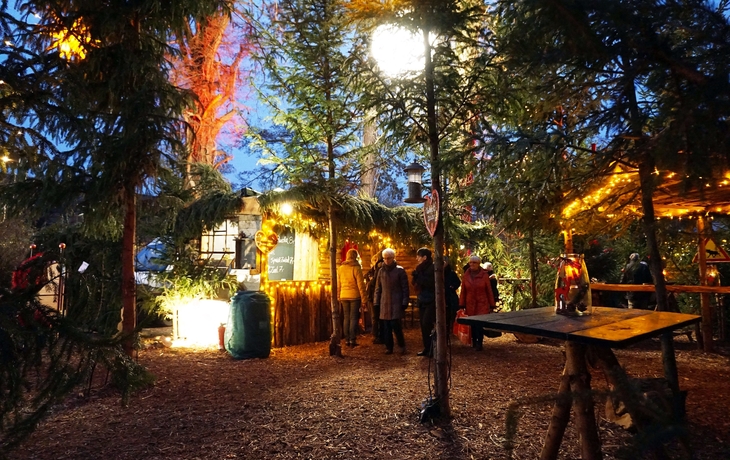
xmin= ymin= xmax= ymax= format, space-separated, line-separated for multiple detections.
xmin=562 ymin=167 xmax=730 ymax=222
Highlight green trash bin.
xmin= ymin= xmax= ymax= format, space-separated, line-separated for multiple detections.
xmin=224 ymin=290 xmax=272 ymax=359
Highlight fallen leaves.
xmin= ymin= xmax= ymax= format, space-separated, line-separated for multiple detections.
xmin=8 ymin=329 xmax=730 ymax=460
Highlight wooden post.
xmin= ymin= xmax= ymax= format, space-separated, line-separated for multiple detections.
xmin=540 ymin=342 xmax=602 ymax=460
xmin=540 ymin=371 xmax=571 ymax=460
xmin=697 ymin=217 xmax=714 ymax=352
xmin=566 ymin=342 xmax=602 ymax=460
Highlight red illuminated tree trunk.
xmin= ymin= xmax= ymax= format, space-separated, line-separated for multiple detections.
xmin=174 ymin=11 xmax=250 ymax=170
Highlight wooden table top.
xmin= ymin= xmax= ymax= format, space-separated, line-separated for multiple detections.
xmin=457 ymin=306 xmax=701 ymax=347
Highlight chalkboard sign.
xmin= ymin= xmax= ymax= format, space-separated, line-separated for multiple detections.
xmin=268 ymin=229 xmax=295 ymax=281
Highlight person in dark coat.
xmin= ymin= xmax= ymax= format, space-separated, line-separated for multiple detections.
xmin=412 ymin=248 xmax=435 ymax=357
xmin=373 ymin=248 xmax=410 ymax=355
xmin=483 ymin=262 xmax=500 ymax=308
xmin=621 ymin=253 xmax=640 ymax=308
xmin=631 ymin=256 xmax=654 ymax=310
xmin=365 ymin=254 xmax=384 ymax=343
xmin=443 ymin=256 xmax=461 ymax=332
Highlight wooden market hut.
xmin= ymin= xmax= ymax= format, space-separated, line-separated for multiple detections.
xmin=199 ymin=187 xmax=430 ymax=348
xmin=561 ymin=165 xmax=730 ymax=352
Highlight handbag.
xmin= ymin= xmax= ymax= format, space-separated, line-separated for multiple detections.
xmin=453 ymin=309 xmax=471 ymax=345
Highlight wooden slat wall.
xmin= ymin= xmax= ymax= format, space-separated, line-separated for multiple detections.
xmin=293 ymin=231 xmax=319 ymax=280
xmin=270 ymin=281 xmax=333 ymax=347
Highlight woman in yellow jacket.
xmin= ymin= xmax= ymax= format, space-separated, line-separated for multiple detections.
xmin=338 ymin=249 xmax=368 ymax=347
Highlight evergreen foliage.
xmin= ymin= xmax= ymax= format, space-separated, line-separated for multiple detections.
xmin=0 ymin=215 xmax=33 ymax=287
xmin=0 ymin=259 xmax=153 ymax=455
xmin=493 ymin=0 xmax=730 ymax=229
xmin=246 ymin=0 xmax=380 ymax=354
xmin=259 ymin=185 xmax=428 ymax=242
xmin=246 ymin=0 xmax=371 ymax=190
xmin=12 ymin=0 xmax=230 ymax=355
xmin=493 ymin=0 xmax=730 ymax=314
xmin=0 ymin=0 xmax=233 ymax=450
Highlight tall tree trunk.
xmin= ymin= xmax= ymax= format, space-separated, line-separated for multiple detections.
xmin=361 ymin=110 xmax=378 ymax=197
xmin=628 ymin=73 xmax=682 ymax=416
xmin=328 ymin=206 xmax=343 ymax=357
xmin=121 ymin=183 xmax=137 ymax=356
xmin=529 ymin=229 xmax=539 ymax=308
xmin=637 ymin=157 xmax=668 ymax=312
xmin=424 ymin=27 xmax=450 ymax=418
xmin=638 ymin=154 xmax=683 ymax=417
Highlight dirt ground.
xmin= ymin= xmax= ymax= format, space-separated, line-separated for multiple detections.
xmin=9 ymin=327 xmax=730 ymax=460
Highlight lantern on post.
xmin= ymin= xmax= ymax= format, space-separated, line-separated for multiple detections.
xmin=404 ymin=161 xmax=426 ymax=204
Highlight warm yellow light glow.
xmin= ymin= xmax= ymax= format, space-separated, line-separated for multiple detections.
xmin=49 ymin=19 xmax=95 ymax=61
xmin=280 ymin=202 xmax=293 ymax=215
xmin=562 ymin=167 xmax=638 ymax=219
xmin=172 ymin=299 xmax=229 ymax=348
xmin=371 ymin=25 xmax=426 ymax=77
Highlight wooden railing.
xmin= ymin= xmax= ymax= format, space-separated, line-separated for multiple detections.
xmin=591 ymin=282 xmax=730 ymax=294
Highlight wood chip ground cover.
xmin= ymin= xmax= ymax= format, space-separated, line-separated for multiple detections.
xmin=10 ymin=328 xmax=730 ymax=459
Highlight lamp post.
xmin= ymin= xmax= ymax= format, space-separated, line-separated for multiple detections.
xmin=372 ymin=23 xmax=451 ymax=417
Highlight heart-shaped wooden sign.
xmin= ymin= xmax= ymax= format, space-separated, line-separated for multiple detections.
xmin=254 ymin=230 xmax=279 ymax=253
xmin=423 ymin=189 xmax=439 ymax=237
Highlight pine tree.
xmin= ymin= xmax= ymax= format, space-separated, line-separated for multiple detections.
xmin=247 ymin=0 xmax=373 ymax=356
xmin=1 ymin=0 xmax=231 ymax=357
xmin=493 ymin=0 xmax=730 ymax=404
xmin=495 ymin=0 xmax=730 ymax=313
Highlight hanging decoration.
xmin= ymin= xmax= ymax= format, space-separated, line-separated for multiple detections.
xmin=255 ymin=230 xmax=278 ymax=253
xmin=423 ymin=189 xmax=439 ymax=237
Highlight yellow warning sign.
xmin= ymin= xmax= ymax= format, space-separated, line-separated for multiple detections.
xmin=693 ymin=238 xmax=730 ymax=263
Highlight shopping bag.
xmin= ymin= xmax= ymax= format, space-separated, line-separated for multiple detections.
xmin=453 ymin=309 xmax=471 ymax=345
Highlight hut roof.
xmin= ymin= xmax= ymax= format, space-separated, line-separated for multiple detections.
xmin=562 ymin=166 xmax=730 ymax=224
xmin=257 ymin=184 xmax=430 ymax=244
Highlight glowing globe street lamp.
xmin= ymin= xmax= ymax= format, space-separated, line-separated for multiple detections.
xmin=371 ymin=25 xmax=425 ymax=77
